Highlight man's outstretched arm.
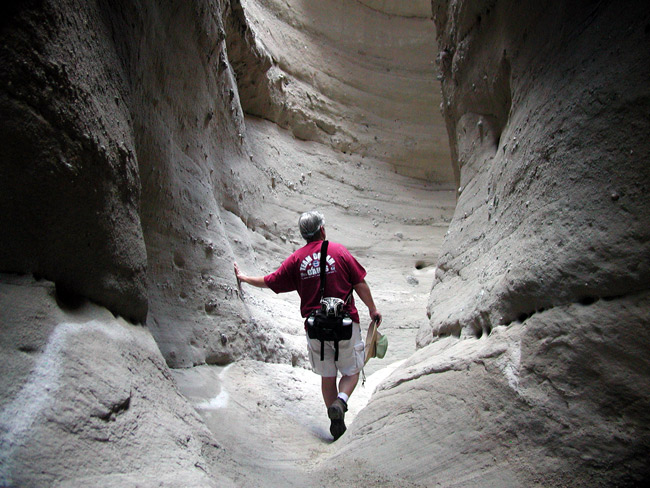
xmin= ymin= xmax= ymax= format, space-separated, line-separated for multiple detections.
xmin=353 ymin=279 xmax=382 ymax=325
xmin=234 ymin=263 xmax=268 ymax=288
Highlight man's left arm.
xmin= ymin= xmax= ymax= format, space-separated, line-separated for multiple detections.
xmin=353 ymin=280 xmax=382 ymax=326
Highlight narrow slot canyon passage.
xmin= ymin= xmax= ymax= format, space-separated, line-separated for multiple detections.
xmin=171 ymin=112 xmax=455 ymax=486
xmin=2 ymin=0 xmax=649 ymax=486
xmin=166 ymin=3 xmax=457 ymax=481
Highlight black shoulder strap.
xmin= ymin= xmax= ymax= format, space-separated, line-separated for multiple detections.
xmin=319 ymin=240 xmax=354 ymax=305
xmin=319 ymin=240 xmax=329 ymax=299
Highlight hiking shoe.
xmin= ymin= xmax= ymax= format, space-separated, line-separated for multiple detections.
xmin=327 ymin=398 xmax=348 ymax=441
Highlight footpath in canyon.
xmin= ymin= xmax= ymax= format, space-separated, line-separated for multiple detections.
xmin=2 ymin=1 xmax=649 ymax=487
xmin=172 ymin=115 xmax=455 ymax=487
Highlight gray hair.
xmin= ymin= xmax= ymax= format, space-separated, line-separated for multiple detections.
xmin=298 ymin=210 xmax=325 ymax=241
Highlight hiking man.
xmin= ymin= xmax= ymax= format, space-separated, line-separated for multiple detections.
xmin=234 ymin=210 xmax=382 ymax=440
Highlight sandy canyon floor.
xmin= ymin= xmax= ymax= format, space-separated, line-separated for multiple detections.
xmin=172 ymin=116 xmax=455 ymax=487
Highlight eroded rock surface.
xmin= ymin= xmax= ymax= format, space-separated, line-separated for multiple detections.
xmin=0 ymin=0 xmax=148 ymax=322
xmin=224 ymin=0 xmax=451 ymax=182
xmin=2 ymin=0 xmax=649 ymax=486
xmin=0 ymin=276 xmax=229 ymax=487
xmin=421 ymin=0 xmax=650 ymax=344
xmin=338 ymin=1 xmax=650 ymax=486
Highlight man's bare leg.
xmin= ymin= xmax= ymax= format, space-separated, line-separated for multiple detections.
xmin=322 ymin=376 xmax=338 ymax=407
xmin=322 ymin=373 xmax=359 ymax=406
xmin=338 ymin=373 xmax=359 ymax=399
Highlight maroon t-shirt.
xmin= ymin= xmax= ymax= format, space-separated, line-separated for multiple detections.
xmin=264 ymin=240 xmax=366 ymax=322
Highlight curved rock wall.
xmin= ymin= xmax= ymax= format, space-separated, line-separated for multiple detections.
xmin=336 ymin=1 xmax=650 ymax=486
xmin=0 ymin=0 xmax=148 ymax=322
xmin=421 ymin=0 xmax=650 ymax=344
xmin=125 ymin=0 xmax=275 ymax=368
xmin=0 ymin=0 xmax=296 ymax=370
xmin=0 ymin=0 xmax=295 ymax=483
xmin=224 ymin=0 xmax=452 ymax=182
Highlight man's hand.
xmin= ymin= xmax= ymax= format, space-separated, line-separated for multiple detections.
xmin=369 ymin=309 xmax=382 ymax=326
xmin=234 ymin=262 xmax=243 ymax=283
xmin=353 ymin=280 xmax=382 ymax=326
xmin=233 ymin=263 xmax=268 ymax=288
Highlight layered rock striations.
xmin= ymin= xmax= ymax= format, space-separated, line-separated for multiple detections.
xmin=224 ymin=0 xmax=451 ymax=182
xmin=0 ymin=0 xmax=279 ymax=484
xmin=336 ymin=1 xmax=650 ymax=486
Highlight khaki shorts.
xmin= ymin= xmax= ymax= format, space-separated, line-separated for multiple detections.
xmin=306 ymin=322 xmax=365 ymax=377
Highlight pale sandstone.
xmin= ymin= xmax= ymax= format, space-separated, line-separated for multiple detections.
xmin=0 ymin=275 xmax=229 ymax=487
xmin=345 ymin=1 xmax=650 ymax=486
xmin=2 ymin=0 xmax=649 ymax=486
xmin=225 ymin=0 xmax=451 ymax=182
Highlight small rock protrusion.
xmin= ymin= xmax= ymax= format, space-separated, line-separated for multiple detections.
xmin=406 ymin=275 xmax=419 ymax=286
xmin=205 ymin=299 xmax=218 ymax=314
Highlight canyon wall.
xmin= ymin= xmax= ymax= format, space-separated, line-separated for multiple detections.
xmin=3 ymin=0 xmax=649 ymax=486
xmin=335 ymin=1 xmax=650 ymax=486
xmin=0 ymin=0 xmax=264 ymax=484
xmin=0 ymin=0 xmax=148 ymax=323
xmin=224 ymin=0 xmax=451 ymax=182
xmin=1 ymin=0 xmax=450 ymax=485
xmin=0 ymin=0 xmax=297 ymax=374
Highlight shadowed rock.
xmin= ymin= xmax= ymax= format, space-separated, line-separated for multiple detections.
xmin=338 ymin=1 xmax=650 ymax=486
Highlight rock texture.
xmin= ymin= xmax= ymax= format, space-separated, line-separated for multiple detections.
xmin=0 ymin=275 xmax=230 ymax=487
xmin=126 ymin=0 xmax=280 ymax=368
xmin=224 ymin=0 xmax=451 ymax=182
xmin=0 ymin=0 xmax=293 ymax=483
xmin=0 ymin=0 xmax=148 ymax=323
xmin=3 ymin=0 xmax=650 ymax=486
xmin=0 ymin=0 xmax=296 ymax=370
xmin=336 ymin=1 xmax=650 ymax=487
xmin=421 ymin=0 xmax=650 ymax=345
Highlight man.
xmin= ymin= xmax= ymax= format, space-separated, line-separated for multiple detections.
xmin=234 ymin=210 xmax=382 ymax=441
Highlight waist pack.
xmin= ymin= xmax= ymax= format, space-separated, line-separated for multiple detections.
xmin=306 ymin=303 xmax=353 ymax=361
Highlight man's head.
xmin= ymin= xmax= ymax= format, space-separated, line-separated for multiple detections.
xmin=299 ymin=210 xmax=325 ymax=242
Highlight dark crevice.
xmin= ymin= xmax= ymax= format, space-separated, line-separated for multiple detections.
xmin=602 ymin=294 xmax=626 ymax=302
xmin=54 ymin=282 xmax=87 ymax=310
xmin=415 ymin=260 xmax=427 ymax=270
xmin=504 ymin=294 xmax=611 ymax=327
xmin=472 ymin=294 xmax=617 ymax=336
xmin=97 ymin=395 xmax=131 ymax=422
xmin=434 ymin=292 xmax=620 ymax=344
xmin=578 ymin=296 xmax=598 ymax=306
